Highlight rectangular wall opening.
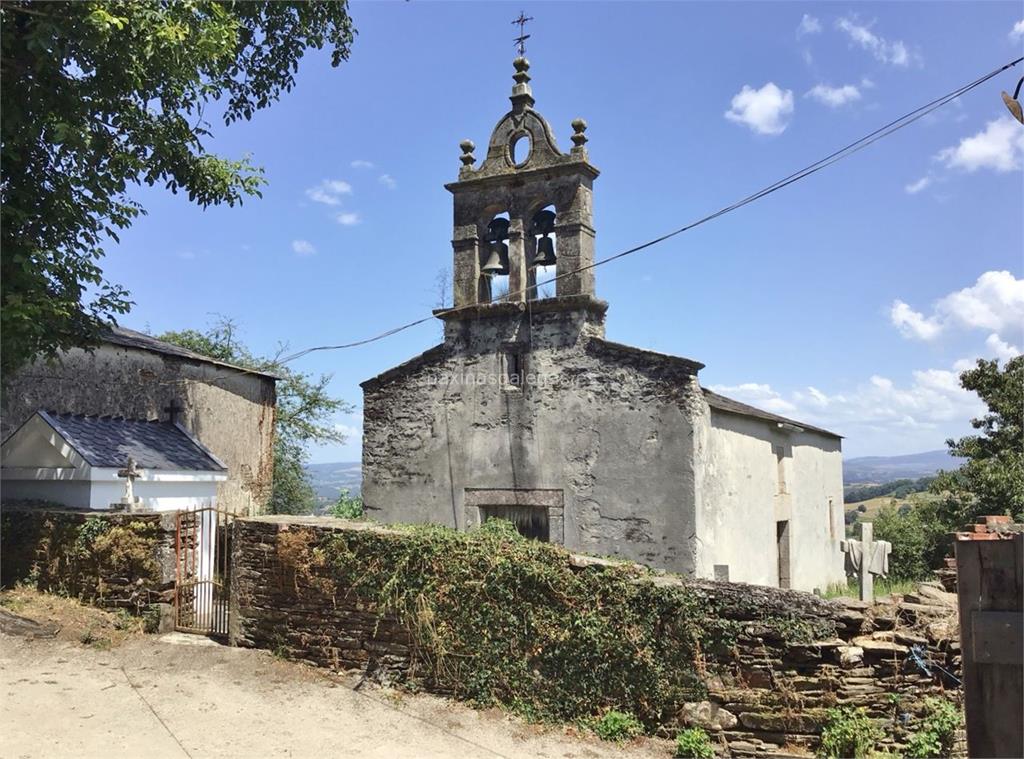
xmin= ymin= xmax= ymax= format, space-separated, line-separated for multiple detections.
xmin=480 ymin=504 xmax=549 ymax=541
xmin=776 ymin=520 xmax=791 ymax=589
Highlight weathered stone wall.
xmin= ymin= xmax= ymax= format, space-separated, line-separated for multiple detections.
xmin=0 ymin=504 xmax=176 ymax=614
xmin=231 ymin=516 xmax=962 ymax=756
xmin=2 ymin=342 xmax=276 ymax=515
xmin=362 ymin=301 xmax=707 ymax=575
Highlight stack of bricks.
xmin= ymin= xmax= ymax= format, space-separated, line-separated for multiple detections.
xmin=955 ymin=514 xmax=1017 ymax=541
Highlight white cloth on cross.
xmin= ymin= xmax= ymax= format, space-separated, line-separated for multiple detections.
xmin=841 ymin=539 xmax=892 ymax=577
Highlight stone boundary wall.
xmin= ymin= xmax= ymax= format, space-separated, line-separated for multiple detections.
xmin=231 ymin=515 xmax=963 ymax=757
xmin=0 ymin=503 xmax=176 ymax=614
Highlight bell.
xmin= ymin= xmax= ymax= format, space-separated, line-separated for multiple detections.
xmin=532 ymin=236 xmax=556 ymax=267
xmin=481 ymin=241 xmax=509 ymax=275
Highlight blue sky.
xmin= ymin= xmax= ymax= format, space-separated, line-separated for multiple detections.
xmin=103 ymin=1 xmax=1024 ymax=462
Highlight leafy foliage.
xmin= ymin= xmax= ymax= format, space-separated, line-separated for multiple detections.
xmin=818 ymin=707 xmax=882 ymax=759
xmin=0 ymin=1 xmax=355 ymax=375
xmin=904 ymin=698 xmax=962 ymax=759
xmin=330 ymin=489 xmax=364 ymax=519
xmin=932 ymin=357 xmax=1024 ymax=523
xmin=873 ymin=501 xmax=950 ymax=581
xmin=159 ymin=318 xmax=351 ymax=514
xmin=588 ymin=710 xmax=644 ymax=742
xmin=845 ymin=477 xmax=935 ymax=504
xmin=675 ymin=728 xmax=715 ymax=759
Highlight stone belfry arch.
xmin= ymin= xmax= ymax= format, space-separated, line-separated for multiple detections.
xmin=444 ymin=56 xmax=601 ymax=313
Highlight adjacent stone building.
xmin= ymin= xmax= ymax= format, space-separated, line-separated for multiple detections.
xmin=362 ymin=57 xmax=845 ymax=591
xmin=1 ymin=327 xmax=276 ymax=515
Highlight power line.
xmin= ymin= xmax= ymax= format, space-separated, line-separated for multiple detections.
xmin=280 ymin=55 xmax=1024 ymax=366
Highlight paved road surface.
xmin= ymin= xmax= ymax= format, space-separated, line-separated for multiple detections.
xmin=0 ymin=632 xmax=668 ymax=759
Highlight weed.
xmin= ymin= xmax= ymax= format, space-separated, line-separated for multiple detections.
xmin=588 ymin=710 xmax=644 ymax=742
xmin=904 ymin=697 xmax=962 ymax=758
xmin=675 ymin=727 xmax=715 ymax=758
xmin=818 ymin=707 xmax=883 ymax=759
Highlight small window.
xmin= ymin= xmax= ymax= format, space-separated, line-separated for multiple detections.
xmin=510 ymin=132 xmax=531 ymax=166
xmin=480 ymin=504 xmax=549 ymax=541
xmin=505 ymin=351 xmax=524 ymax=388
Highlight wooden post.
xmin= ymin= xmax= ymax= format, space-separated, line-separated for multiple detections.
xmin=859 ymin=521 xmax=873 ymax=603
xmin=955 ymin=532 xmax=1023 ymax=758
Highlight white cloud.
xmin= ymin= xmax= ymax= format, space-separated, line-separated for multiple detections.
xmin=291 ymin=239 xmax=316 ymax=256
xmin=336 ymin=211 xmax=361 ymax=226
xmin=724 ymin=83 xmax=794 ymax=136
xmin=712 ymin=367 xmax=984 ymax=456
xmin=797 ymin=14 xmax=822 ymax=37
xmin=836 ymin=16 xmax=913 ymax=66
xmin=936 ymin=117 xmax=1024 ymax=173
xmin=891 ymin=272 xmax=1024 ymax=353
xmin=806 ymin=83 xmax=862 ymax=107
xmin=904 ymin=175 xmax=931 ymax=194
xmin=177 ymin=250 xmax=196 ymax=260
xmin=333 ymin=422 xmax=361 ymax=439
xmin=378 ymin=173 xmax=397 ymax=190
xmin=891 ymin=300 xmax=943 ymax=340
xmin=305 ymin=179 xmax=353 ymax=206
xmin=1011 ymin=20 xmax=1024 ymax=40
xmin=985 ymin=333 xmax=1021 ymax=361
xmin=351 ymin=160 xmax=375 ymax=169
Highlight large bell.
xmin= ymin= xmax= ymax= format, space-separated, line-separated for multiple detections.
xmin=481 ymin=241 xmax=509 ymax=275
xmin=532 ymin=235 xmax=556 ymax=267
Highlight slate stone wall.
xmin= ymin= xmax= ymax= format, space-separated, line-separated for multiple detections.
xmin=0 ymin=505 xmax=176 ymax=613
xmin=231 ymin=516 xmax=963 ymax=756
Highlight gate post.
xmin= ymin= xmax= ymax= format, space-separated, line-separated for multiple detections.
xmin=955 ymin=526 xmax=1023 ymax=758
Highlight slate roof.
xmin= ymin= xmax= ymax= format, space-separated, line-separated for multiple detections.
xmin=702 ymin=389 xmax=841 ymax=439
xmin=103 ymin=326 xmax=279 ymax=380
xmin=38 ymin=411 xmax=227 ymax=471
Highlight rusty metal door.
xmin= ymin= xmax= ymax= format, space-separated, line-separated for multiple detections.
xmin=175 ymin=506 xmax=232 ymax=638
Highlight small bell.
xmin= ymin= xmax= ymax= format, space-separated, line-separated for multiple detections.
xmin=481 ymin=241 xmax=510 ymax=275
xmin=532 ymin=236 xmax=556 ymax=267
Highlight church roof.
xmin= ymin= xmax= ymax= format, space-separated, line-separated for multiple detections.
xmin=702 ymin=389 xmax=842 ymax=439
xmin=37 ymin=411 xmax=227 ymax=471
xmin=102 ymin=326 xmax=279 ymax=380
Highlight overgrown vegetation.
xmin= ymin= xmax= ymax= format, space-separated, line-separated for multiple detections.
xmin=674 ymin=728 xmax=715 ymax=758
xmin=273 ymin=519 xmax=833 ymax=730
xmin=904 ymin=697 xmax=961 ymax=759
xmin=818 ymin=707 xmax=883 ymax=759
xmin=1 ymin=511 xmax=162 ymax=612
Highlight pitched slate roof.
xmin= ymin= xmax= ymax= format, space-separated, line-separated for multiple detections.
xmin=103 ymin=326 xmax=279 ymax=380
xmin=702 ymin=389 xmax=841 ymax=439
xmin=38 ymin=411 xmax=227 ymax=471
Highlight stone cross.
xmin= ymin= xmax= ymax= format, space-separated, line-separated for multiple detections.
xmin=858 ymin=521 xmax=874 ymax=603
xmin=512 ymin=11 xmax=533 ymax=56
xmin=163 ymin=398 xmax=183 ymax=424
xmin=117 ymin=457 xmax=141 ymax=504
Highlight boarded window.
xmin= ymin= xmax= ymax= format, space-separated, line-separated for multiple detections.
xmin=776 ymin=520 xmax=791 ymax=589
xmin=480 ymin=504 xmax=549 ymax=541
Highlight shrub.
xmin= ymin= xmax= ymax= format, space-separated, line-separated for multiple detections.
xmin=818 ymin=707 xmax=882 ymax=759
xmin=590 ymin=710 xmax=644 ymax=742
xmin=904 ymin=698 xmax=961 ymax=758
xmin=675 ymin=727 xmax=715 ymax=758
xmin=873 ymin=503 xmax=949 ymax=581
xmin=330 ymin=489 xmax=364 ymax=519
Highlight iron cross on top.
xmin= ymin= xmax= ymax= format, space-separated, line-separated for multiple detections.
xmin=512 ymin=12 xmax=533 ymax=56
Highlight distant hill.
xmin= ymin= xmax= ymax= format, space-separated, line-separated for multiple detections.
xmin=306 ymin=461 xmax=362 ymax=499
xmin=843 ymin=450 xmax=964 ymax=485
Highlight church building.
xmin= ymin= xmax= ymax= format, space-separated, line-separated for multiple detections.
xmin=361 ymin=56 xmax=846 ymax=591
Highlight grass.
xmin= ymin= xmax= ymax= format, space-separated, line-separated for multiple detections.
xmin=822 ymin=577 xmax=922 ymax=599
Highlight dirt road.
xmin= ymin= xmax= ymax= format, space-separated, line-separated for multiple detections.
xmin=1 ymin=631 xmax=670 ymax=759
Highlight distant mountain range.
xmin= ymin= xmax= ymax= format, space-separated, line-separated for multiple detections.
xmin=843 ymin=450 xmax=964 ymax=485
xmin=306 ymin=461 xmax=361 ymax=500
xmin=308 ymin=450 xmax=964 ymax=496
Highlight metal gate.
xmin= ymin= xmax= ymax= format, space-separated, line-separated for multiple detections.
xmin=175 ymin=506 xmax=233 ymax=637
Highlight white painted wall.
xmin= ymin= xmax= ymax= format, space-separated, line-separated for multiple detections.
xmin=695 ymin=409 xmax=845 ymax=592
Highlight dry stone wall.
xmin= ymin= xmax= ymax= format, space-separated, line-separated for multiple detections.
xmin=231 ymin=516 xmax=962 ymax=757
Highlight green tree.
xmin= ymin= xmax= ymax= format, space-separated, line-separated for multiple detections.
xmin=330 ymin=488 xmax=364 ymax=520
xmin=932 ymin=356 xmax=1024 ymax=524
xmin=873 ymin=501 xmax=949 ymax=581
xmin=1 ymin=1 xmax=355 ymax=376
xmin=159 ymin=318 xmax=350 ymax=515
